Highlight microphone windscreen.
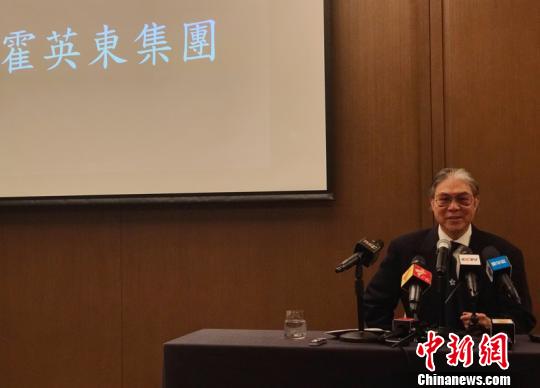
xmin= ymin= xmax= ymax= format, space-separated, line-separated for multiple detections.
xmin=411 ymin=255 xmax=426 ymax=266
xmin=437 ymin=239 xmax=451 ymax=250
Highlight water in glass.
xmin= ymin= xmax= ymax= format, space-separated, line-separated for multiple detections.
xmin=284 ymin=309 xmax=307 ymax=339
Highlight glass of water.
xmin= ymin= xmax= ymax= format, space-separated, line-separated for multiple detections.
xmin=284 ymin=309 xmax=307 ymax=339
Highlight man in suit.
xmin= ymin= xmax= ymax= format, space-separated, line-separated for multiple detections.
xmin=364 ymin=168 xmax=536 ymax=333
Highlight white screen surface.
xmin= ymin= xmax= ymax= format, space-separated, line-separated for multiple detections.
xmin=0 ymin=0 xmax=328 ymax=200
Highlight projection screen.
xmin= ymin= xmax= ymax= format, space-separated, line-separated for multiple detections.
xmin=0 ymin=0 xmax=330 ymax=204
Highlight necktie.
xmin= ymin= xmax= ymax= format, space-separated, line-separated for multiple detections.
xmin=451 ymin=241 xmax=464 ymax=254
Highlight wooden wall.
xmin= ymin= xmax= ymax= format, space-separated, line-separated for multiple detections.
xmin=0 ymin=1 xmax=538 ymax=387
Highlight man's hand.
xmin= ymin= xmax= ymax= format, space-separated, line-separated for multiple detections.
xmin=460 ymin=312 xmax=492 ymax=331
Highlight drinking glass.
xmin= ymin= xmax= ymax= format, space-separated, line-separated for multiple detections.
xmin=284 ymin=310 xmax=307 ymax=339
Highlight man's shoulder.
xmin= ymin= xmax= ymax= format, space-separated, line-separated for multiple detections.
xmin=473 ymin=227 xmax=521 ymax=255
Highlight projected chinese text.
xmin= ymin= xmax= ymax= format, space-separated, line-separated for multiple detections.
xmin=1 ymin=20 xmax=216 ymax=74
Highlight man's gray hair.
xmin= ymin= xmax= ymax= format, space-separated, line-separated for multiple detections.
xmin=429 ymin=168 xmax=480 ymax=198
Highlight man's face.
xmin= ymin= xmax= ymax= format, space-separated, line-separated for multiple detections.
xmin=430 ymin=177 xmax=479 ymax=240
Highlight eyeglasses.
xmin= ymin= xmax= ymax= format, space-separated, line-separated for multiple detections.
xmin=434 ymin=193 xmax=475 ymax=208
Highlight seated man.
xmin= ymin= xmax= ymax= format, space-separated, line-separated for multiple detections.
xmin=364 ymin=168 xmax=536 ymax=333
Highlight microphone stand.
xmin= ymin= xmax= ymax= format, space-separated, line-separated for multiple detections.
xmin=436 ymin=267 xmax=450 ymax=337
xmin=340 ymin=263 xmax=380 ymax=343
xmin=435 ymin=240 xmax=452 ymax=337
xmin=390 ymin=321 xmax=428 ymax=348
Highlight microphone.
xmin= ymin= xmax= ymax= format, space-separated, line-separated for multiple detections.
xmin=436 ymin=239 xmax=451 ymax=274
xmin=482 ymin=246 xmax=521 ymax=304
xmin=453 ymin=246 xmax=482 ymax=299
xmin=401 ymin=256 xmax=432 ymax=318
xmin=335 ymin=238 xmax=384 ymax=273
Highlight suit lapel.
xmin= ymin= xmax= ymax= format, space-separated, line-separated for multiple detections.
xmin=468 ymin=225 xmax=484 ymax=254
xmin=419 ymin=227 xmax=438 ymax=270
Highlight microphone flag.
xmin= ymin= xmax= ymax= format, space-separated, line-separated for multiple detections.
xmin=401 ymin=263 xmax=432 ymax=288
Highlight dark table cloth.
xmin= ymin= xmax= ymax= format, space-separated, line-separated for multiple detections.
xmin=163 ymin=329 xmax=540 ymax=388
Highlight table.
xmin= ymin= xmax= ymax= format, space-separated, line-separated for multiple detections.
xmin=163 ymin=329 xmax=540 ymax=388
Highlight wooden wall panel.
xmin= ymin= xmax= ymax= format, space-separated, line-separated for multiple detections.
xmin=442 ymin=0 xmax=540 ymax=315
xmin=429 ymin=0 xmax=447 ymax=177
xmin=0 ymin=208 xmax=123 ymax=388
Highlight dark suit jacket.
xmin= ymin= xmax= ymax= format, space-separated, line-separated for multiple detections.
xmin=364 ymin=225 xmax=536 ymax=333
